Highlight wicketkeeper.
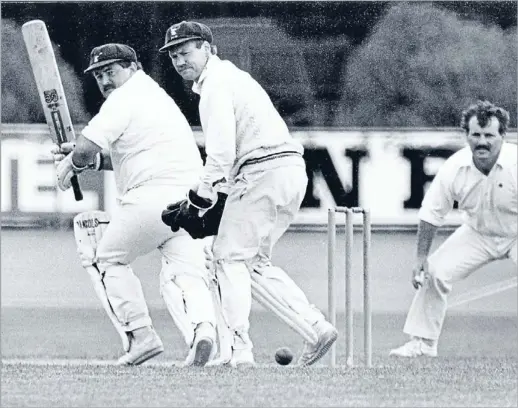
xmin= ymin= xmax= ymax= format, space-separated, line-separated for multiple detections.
xmin=160 ymin=21 xmax=338 ymax=367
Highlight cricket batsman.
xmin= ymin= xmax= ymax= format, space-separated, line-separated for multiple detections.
xmin=390 ymin=100 xmax=517 ymax=357
xmin=53 ymin=43 xmax=218 ymax=366
xmin=159 ymin=21 xmax=338 ymax=367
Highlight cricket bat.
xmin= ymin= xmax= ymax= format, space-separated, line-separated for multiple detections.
xmin=22 ymin=19 xmax=83 ymax=201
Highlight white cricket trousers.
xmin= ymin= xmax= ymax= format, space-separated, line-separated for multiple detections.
xmin=95 ymin=183 xmax=215 ymax=335
xmin=403 ymin=224 xmax=517 ymax=341
xmin=212 ymin=155 xmax=326 ymax=350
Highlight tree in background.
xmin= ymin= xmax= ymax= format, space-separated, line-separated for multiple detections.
xmin=337 ymin=2 xmax=517 ymax=128
xmin=1 ymin=19 xmax=90 ymax=124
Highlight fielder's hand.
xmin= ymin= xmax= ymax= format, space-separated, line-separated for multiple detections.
xmin=412 ymin=259 xmax=429 ymax=289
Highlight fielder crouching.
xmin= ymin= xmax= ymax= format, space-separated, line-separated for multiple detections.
xmin=53 ymin=43 xmax=219 ymax=367
xmin=390 ymin=101 xmax=517 ymax=357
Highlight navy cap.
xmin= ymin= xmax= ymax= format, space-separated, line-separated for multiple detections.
xmin=159 ymin=21 xmax=213 ymax=53
xmin=84 ymin=43 xmax=138 ymax=73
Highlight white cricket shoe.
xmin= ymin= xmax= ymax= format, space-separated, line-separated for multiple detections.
xmin=389 ymin=338 xmax=437 ymax=358
xmin=204 ymin=349 xmax=255 ymax=368
xmin=229 ymin=349 xmax=256 ymax=368
xmin=184 ymin=322 xmax=217 ymax=367
xmin=205 ymin=356 xmax=231 ymax=367
xmin=297 ymin=320 xmax=338 ymax=366
xmin=117 ymin=327 xmax=164 ymax=365
xmin=228 ymin=331 xmax=255 ymax=368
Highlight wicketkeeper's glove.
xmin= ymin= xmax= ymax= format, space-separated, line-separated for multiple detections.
xmin=161 ymin=191 xmax=228 ymax=239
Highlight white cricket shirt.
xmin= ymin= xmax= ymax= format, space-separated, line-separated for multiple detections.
xmin=419 ymin=142 xmax=517 ymax=238
xmin=192 ymin=55 xmax=304 ymax=198
xmin=82 ymin=70 xmax=202 ymax=196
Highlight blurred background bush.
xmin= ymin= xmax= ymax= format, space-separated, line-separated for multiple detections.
xmin=2 ymin=1 xmax=516 ymax=128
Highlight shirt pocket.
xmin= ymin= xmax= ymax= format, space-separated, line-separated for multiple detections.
xmin=493 ymin=179 xmax=517 ymax=212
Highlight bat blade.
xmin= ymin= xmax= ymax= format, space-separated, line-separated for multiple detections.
xmin=22 ymin=19 xmax=83 ymax=201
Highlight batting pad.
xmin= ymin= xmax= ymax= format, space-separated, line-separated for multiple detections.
xmin=159 ymin=269 xmax=195 ymax=347
xmin=73 ymin=211 xmax=130 ymax=352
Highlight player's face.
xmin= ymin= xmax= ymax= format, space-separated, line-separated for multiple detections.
xmin=92 ymin=62 xmax=135 ymax=98
xmin=168 ymin=40 xmax=210 ymax=81
xmin=466 ymin=115 xmax=504 ymax=172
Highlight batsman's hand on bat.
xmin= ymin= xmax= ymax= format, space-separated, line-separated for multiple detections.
xmin=51 ymin=142 xmax=77 ymax=191
xmin=412 ymin=259 xmax=429 ymax=289
xmin=51 ymin=142 xmax=75 ymax=165
xmin=52 ymin=142 xmax=94 ymax=191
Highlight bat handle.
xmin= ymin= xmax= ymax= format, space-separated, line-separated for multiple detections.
xmin=71 ymin=175 xmax=83 ymax=201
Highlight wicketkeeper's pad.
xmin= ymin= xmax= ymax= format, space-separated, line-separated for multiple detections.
xmin=251 ymin=272 xmax=318 ymax=345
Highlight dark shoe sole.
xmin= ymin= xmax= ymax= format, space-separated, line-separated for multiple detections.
xmin=193 ymin=338 xmax=214 ymax=367
xmin=301 ymin=329 xmax=338 ymax=367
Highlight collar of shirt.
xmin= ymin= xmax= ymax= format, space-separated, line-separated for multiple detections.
xmin=494 ymin=142 xmax=516 ymax=169
xmin=108 ymin=69 xmax=147 ymax=98
xmin=460 ymin=142 xmax=515 ymax=173
xmin=192 ymin=55 xmax=221 ymax=95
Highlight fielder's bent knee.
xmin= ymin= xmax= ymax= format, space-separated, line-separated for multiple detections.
xmin=425 ymin=261 xmax=452 ymax=295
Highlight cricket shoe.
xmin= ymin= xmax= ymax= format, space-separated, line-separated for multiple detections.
xmin=205 ymin=349 xmax=255 ymax=368
xmin=228 ymin=331 xmax=255 ymax=368
xmin=389 ymin=338 xmax=437 ymax=358
xmin=228 ymin=349 xmax=256 ymax=368
xmin=184 ymin=322 xmax=217 ymax=367
xmin=297 ymin=320 xmax=338 ymax=366
xmin=204 ymin=356 xmax=231 ymax=367
xmin=117 ymin=327 xmax=164 ymax=366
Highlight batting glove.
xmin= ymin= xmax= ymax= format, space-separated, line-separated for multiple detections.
xmin=56 ymin=154 xmax=77 ymax=191
xmin=51 ymin=142 xmax=75 ymax=167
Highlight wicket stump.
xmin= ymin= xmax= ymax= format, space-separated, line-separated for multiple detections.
xmin=327 ymin=207 xmax=372 ymax=368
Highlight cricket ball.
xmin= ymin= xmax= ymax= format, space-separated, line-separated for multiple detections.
xmin=275 ymin=347 xmax=294 ymax=366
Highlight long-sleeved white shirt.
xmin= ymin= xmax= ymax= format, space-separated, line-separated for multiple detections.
xmin=192 ymin=55 xmax=304 ymax=198
xmin=419 ymin=142 xmax=517 ymax=238
xmin=82 ymin=70 xmax=203 ymax=197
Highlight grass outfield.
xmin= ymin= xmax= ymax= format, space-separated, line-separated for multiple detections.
xmin=2 ymin=229 xmax=516 ymax=313
xmin=2 ymin=308 xmax=517 ymax=407
xmin=2 ymin=360 xmax=516 ymax=407
xmin=2 ymin=229 xmax=517 ymax=406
